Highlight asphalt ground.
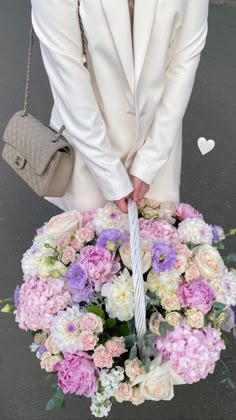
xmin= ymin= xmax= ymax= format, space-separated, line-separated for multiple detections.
xmin=0 ymin=1 xmax=235 ymax=419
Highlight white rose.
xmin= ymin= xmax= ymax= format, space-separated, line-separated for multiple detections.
xmin=44 ymin=210 xmax=83 ymax=237
xmin=119 ymin=238 xmax=153 ymax=274
xmin=132 ymin=356 xmax=185 ymax=401
xmin=192 ymin=244 xmax=225 ymax=281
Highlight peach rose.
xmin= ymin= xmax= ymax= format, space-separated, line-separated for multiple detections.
xmin=192 ymin=244 xmax=225 ymax=281
xmin=44 ymin=335 xmax=60 ymax=354
xmin=45 ymin=210 xmax=83 ymax=237
xmin=186 ymin=308 xmax=205 ymax=329
xmin=131 ymin=386 xmax=145 ymax=405
xmin=125 ymin=358 xmax=145 ymax=381
xmin=185 ymin=263 xmax=201 ymax=282
xmin=79 ymin=330 xmax=98 ymax=351
xmin=174 ymin=243 xmax=192 ymax=258
xmin=172 ymin=254 xmax=187 ymax=274
xmin=114 ymin=382 xmax=133 ymax=402
xmin=56 ymin=233 xmax=72 ymax=251
xmin=70 ymin=238 xmax=84 ymax=251
xmin=75 ymin=227 xmax=95 ymax=243
xmin=61 ymin=246 xmax=76 ymax=265
xmin=132 ymin=356 xmax=185 ymax=401
xmin=105 ymin=337 xmax=127 ymax=358
xmin=149 ymin=312 xmax=164 ymax=335
xmin=92 ymin=345 xmax=113 ymax=368
xmin=40 ymin=353 xmax=63 ymax=372
xmin=165 ymin=312 xmax=181 ymax=328
xmin=119 ymin=238 xmax=153 ymax=274
xmin=161 ymin=291 xmax=181 ymax=311
xmin=80 ymin=313 xmax=103 ymax=333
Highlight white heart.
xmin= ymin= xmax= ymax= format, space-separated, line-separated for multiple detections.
xmin=197 ymin=137 xmax=215 ymax=155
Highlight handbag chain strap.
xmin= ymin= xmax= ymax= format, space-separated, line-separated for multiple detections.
xmin=22 ymin=1 xmax=88 ymax=142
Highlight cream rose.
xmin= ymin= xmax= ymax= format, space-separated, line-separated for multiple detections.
xmin=149 ymin=312 xmax=164 ymax=335
xmin=114 ymin=382 xmax=133 ymax=402
xmin=45 ymin=210 xmax=83 ymax=237
xmin=161 ymin=291 xmax=181 ymax=311
xmin=192 ymin=244 xmax=225 ymax=281
xmin=44 ymin=335 xmax=60 ymax=354
xmin=119 ymin=238 xmax=153 ymax=274
xmin=185 ymin=263 xmax=201 ymax=282
xmin=172 ymin=254 xmax=187 ymax=275
xmin=186 ymin=308 xmax=204 ymax=329
xmin=131 ymin=386 xmax=145 ymax=405
xmin=165 ymin=312 xmax=181 ymax=328
xmin=132 ymin=356 xmax=185 ymax=401
xmin=40 ymin=353 xmax=63 ymax=372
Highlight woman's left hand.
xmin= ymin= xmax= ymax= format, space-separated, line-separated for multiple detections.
xmin=131 ymin=175 xmax=150 ymax=208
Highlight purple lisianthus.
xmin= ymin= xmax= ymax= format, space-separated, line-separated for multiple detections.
xmin=14 ymin=285 xmax=20 ymax=307
xmin=178 ymin=278 xmax=215 ymax=314
xmin=65 ymin=262 xmax=93 ymax=303
xmin=36 ymin=345 xmax=47 ymax=359
xmin=96 ymin=228 xmax=128 ymax=251
xmin=210 ymin=224 xmax=220 ymax=243
xmin=152 ymin=243 xmax=177 ymax=273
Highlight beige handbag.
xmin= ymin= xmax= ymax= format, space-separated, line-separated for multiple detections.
xmin=1 ymin=2 xmax=88 ymax=197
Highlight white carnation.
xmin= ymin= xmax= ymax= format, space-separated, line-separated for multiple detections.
xmin=178 ymin=217 xmax=213 ymax=245
xmin=93 ymin=202 xmax=129 ymax=235
xmin=101 ymin=268 xmax=134 ymax=321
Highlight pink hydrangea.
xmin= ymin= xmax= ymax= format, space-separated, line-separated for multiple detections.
xmin=178 ymin=278 xmax=215 ymax=314
xmin=175 ymin=203 xmax=204 ymax=221
xmin=76 ymin=245 xmax=120 ymax=292
xmin=15 ymin=277 xmax=72 ymax=332
xmin=54 ymin=351 xmax=98 ymax=397
xmin=154 ymin=322 xmax=225 ymax=383
xmin=139 ymin=218 xmax=181 ymax=246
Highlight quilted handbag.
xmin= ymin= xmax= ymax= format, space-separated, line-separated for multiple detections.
xmin=1 ymin=1 xmax=88 ymax=197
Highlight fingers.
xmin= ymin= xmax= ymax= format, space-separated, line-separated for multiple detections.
xmin=114 ymin=198 xmax=129 ymax=214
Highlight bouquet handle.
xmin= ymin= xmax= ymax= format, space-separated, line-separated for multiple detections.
xmin=127 ymin=198 xmax=147 ymax=356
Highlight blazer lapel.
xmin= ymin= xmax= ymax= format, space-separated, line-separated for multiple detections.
xmin=100 ymin=0 xmax=134 ymax=95
xmin=133 ymin=0 xmax=158 ymax=90
xmin=100 ymin=0 xmax=158 ymax=94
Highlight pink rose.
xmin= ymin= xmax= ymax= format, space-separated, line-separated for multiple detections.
xmin=61 ymin=246 xmax=76 ymax=265
xmin=174 ymin=243 xmax=192 ymax=257
xmin=71 ymin=238 xmax=84 ymax=251
xmin=92 ymin=345 xmax=113 ymax=368
xmin=114 ymin=382 xmax=133 ymax=402
xmin=80 ymin=313 xmax=103 ymax=333
xmin=131 ymin=386 xmax=145 ymax=405
xmin=56 ymin=233 xmax=72 ymax=251
xmin=75 ymin=227 xmax=95 ymax=244
xmin=125 ymin=358 xmax=145 ymax=381
xmin=185 ymin=264 xmax=201 ymax=282
xmin=79 ymin=331 xmax=98 ymax=351
xmin=175 ymin=203 xmax=203 ymax=221
xmin=105 ymin=337 xmax=127 ymax=357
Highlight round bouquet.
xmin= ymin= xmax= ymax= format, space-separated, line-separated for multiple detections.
xmin=2 ymin=199 xmax=236 ymax=417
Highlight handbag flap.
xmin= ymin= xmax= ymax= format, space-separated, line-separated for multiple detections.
xmin=2 ymin=110 xmax=73 ymax=175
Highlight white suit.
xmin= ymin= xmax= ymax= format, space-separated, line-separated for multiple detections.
xmin=30 ymin=0 xmax=209 ymax=212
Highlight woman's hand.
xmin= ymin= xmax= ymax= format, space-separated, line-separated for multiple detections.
xmin=131 ymin=175 xmax=150 ymax=208
xmin=114 ymin=192 xmax=132 ymax=214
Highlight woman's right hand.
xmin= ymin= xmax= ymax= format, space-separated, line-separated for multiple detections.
xmin=113 ymin=193 xmax=132 ymax=214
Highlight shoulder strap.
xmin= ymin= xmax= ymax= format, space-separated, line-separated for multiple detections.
xmin=23 ymin=1 xmax=88 ymax=117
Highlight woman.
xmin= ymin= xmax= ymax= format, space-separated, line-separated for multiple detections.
xmin=31 ymin=0 xmax=209 ymax=213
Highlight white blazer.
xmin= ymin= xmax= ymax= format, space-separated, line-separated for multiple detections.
xmin=30 ymin=0 xmax=209 ymax=212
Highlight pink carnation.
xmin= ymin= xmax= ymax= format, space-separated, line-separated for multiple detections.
xmin=105 ymin=337 xmax=127 ymax=358
xmin=92 ymin=344 xmax=113 ymax=368
xmin=175 ymin=203 xmax=204 ymax=221
xmin=178 ymin=278 xmax=215 ymax=314
xmin=154 ymin=322 xmax=225 ymax=384
xmin=139 ymin=218 xmax=180 ymax=246
xmin=15 ymin=277 xmax=72 ymax=332
xmin=54 ymin=351 xmax=98 ymax=397
xmin=76 ymin=245 xmax=120 ymax=292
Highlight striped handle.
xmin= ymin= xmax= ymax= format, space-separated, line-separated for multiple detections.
xmin=127 ymin=198 xmax=147 ymax=356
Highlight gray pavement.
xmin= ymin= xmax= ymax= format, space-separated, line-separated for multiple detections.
xmin=0 ymin=1 xmax=236 ymax=419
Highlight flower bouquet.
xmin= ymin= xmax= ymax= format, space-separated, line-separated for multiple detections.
xmin=1 ymin=198 xmax=236 ymax=417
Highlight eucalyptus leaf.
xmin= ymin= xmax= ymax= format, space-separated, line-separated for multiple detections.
xmin=46 ymin=390 xmax=65 ymax=411
xmin=222 ymin=254 xmax=236 ymax=264
xmin=105 ymin=318 xmax=116 ymax=328
xmin=159 ymin=321 xmax=175 ymax=337
xmin=129 ymin=344 xmax=137 ymax=360
xmin=125 ymin=334 xmax=136 ymax=348
xmin=221 ymin=333 xmax=231 ymax=346
xmin=212 ymin=302 xmax=226 ymax=311
xmin=144 ymin=357 xmax=151 ymax=373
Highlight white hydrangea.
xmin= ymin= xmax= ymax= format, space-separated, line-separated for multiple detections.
xmin=34 ymin=231 xmax=57 ymax=255
xmin=101 ymin=268 xmax=134 ymax=321
xmin=93 ymin=202 xmax=129 ymax=235
xmin=178 ymin=217 xmax=213 ymax=245
xmin=21 ymin=245 xmax=42 ymax=280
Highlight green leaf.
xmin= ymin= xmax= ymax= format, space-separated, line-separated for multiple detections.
xmin=51 ymin=383 xmax=58 ymax=390
xmin=129 ymin=344 xmax=137 ymax=360
xmin=221 ymin=333 xmax=231 ymax=346
xmin=115 ymin=322 xmax=130 ymax=337
xmin=159 ymin=321 xmax=175 ymax=337
xmin=1 ymin=303 xmax=15 ymax=313
xmin=212 ymin=302 xmax=226 ymax=311
xmin=222 ymin=254 xmax=236 ymax=264
xmin=144 ymin=357 xmax=151 ymax=373
xmin=46 ymin=390 xmax=65 ymax=411
xmin=125 ymin=334 xmax=136 ymax=348
xmin=214 ymin=242 xmax=225 ymax=250
xmin=87 ymin=305 xmax=105 ymax=320
xmin=227 ymin=378 xmax=236 ymax=390
xmin=105 ymin=318 xmax=116 ymax=329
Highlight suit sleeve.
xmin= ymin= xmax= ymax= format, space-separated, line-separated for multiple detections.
xmin=129 ymin=0 xmax=209 ymax=185
xmin=30 ymin=0 xmax=134 ymax=201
